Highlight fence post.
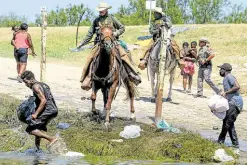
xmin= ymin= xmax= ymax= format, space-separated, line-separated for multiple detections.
xmin=155 ymin=26 xmax=168 ymax=123
xmin=40 ymin=6 xmax=47 ymax=82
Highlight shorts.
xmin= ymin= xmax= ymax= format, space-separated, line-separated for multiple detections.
xmin=25 ymin=110 xmax=58 ymax=133
xmin=14 ymin=48 xmax=28 ymax=63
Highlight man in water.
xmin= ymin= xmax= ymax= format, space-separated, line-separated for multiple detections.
xmin=21 ymin=71 xmax=58 ymax=150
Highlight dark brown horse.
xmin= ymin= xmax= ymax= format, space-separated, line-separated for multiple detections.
xmin=91 ymin=26 xmax=136 ymax=129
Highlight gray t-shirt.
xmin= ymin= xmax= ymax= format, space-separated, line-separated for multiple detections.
xmin=223 ymin=73 xmax=243 ymax=111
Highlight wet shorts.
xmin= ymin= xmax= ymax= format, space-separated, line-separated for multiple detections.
xmin=25 ymin=110 xmax=58 ymax=133
xmin=14 ymin=48 xmax=28 ymax=63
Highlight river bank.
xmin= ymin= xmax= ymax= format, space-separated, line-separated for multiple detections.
xmin=0 ymin=94 xmax=237 ymax=164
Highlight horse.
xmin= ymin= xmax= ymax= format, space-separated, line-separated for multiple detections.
xmin=91 ymin=25 xmax=137 ymax=129
xmin=148 ymin=38 xmax=177 ymax=102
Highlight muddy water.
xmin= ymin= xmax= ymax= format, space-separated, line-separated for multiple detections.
xmin=0 ymin=151 xmax=180 ymax=165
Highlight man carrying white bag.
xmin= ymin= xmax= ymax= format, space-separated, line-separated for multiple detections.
xmin=208 ymin=94 xmax=229 ymax=120
xmin=210 ymin=63 xmax=243 ymax=148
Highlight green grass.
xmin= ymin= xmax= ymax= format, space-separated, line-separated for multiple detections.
xmin=2 ymin=25 xmax=247 ymax=92
xmin=0 ymin=93 xmax=236 ymax=163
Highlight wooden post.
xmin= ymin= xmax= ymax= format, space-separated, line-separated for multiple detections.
xmin=155 ymin=26 xmax=168 ymax=123
xmin=40 ymin=7 xmax=47 ymax=82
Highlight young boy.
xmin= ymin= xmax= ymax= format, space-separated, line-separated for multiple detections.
xmin=21 ymin=70 xmax=58 ymax=150
xmin=217 ymin=63 xmax=243 ymax=148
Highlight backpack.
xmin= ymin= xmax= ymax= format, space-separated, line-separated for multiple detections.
xmin=17 ymin=96 xmax=36 ymax=124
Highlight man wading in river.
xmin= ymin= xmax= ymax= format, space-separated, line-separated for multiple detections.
xmin=21 ymin=71 xmax=58 ymax=150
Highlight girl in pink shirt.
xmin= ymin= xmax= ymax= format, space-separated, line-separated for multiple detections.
xmin=11 ymin=23 xmax=36 ymax=82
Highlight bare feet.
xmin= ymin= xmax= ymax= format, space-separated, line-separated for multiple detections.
xmin=47 ymin=137 xmax=58 ymax=148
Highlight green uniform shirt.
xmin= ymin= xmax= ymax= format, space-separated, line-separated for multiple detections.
xmin=198 ymin=46 xmax=213 ymax=67
xmin=149 ymin=16 xmax=172 ymax=41
xmin=80 ymin=14 xmax=125 ymax=46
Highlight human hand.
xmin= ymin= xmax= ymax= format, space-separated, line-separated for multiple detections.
xmin=220 ymin=91 xmax=226 ymax=98
xmin=32 ymin=113 xmax=38 ymax=119
xmin=32 ymin=52 xmax=37 ymax=57
xmin=201 ymin=59 xmax=206 ymax=65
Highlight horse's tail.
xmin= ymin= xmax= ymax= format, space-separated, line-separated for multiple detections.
xmin=122 ymin=78 xmax=139 ymax=100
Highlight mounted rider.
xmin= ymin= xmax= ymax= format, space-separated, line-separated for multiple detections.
xmin=138 ymin=7 xmax=184 ymax=71
xmin=78 ymin=2 xmax=141 ymax=90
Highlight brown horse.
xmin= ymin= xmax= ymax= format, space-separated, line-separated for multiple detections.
xmin=91 ymin=26 xmax=136 ymax=129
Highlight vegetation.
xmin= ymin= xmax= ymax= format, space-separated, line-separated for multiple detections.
xmin=0 ymin=94 xmax=236 ymax=163
xmin=1 ymin=24 xmax=247 ymax=93
xmin=1 ymin=0 xmax=247 ymax=27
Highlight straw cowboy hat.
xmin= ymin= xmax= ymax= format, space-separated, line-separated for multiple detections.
xmin=95 ymin=2 xmax=112 ymax=11
xmin=154 ymin=7 xmax=165 ymax=15
xmin=199 ymin=37 xmax=210 ymax=44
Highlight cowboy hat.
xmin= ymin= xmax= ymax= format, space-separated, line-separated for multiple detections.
xmin=199 ymin=37 xmax=210 ymax=44
xmin=95 ymin=2 xmax=112 ymax=12
xmin=154 ymin=7 xmax=165 ymax=15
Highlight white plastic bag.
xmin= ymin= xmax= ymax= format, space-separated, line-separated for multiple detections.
xmin=213 ymin=149 xmax=234 ymax=162
xmin=215 ymin=96 xmax=229 ymax=112
xmin=213 ymin=111 xmax=226 ymax=119
xmin=119 ymin=125 xmax=141 ymax=139
xmin=208 ymin=95 xmax=229 ymax=112
xmin=65 ymin=151 xmax=85 ymax=157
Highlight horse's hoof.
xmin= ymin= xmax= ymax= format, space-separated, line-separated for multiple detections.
xmin=92 ymin=109 xmax=100 ymax=115
xmin=130 ymin=113 xmax=136 ymax=122
xmin=104 ymin=122 xmax=112 ymax=132
xmin=166 ymin=98 xmax=172 ymax=102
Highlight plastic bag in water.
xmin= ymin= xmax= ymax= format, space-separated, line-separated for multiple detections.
xmin=17 ymin=96 xmax=36 ymax=124
xmin=119 ymin=125 xmax=141 ymax=139
xmin=57 ymin=123 xmax=70 ymax=129
xmin=156 ymin=120 xmax=181 ymax=134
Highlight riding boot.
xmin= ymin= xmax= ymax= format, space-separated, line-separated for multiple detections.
xmin=81 ymin=62 xmax=93 ymax=91
xmin=80 ymin=44 xmax=100 ymax=83
xmin=138 ymin=44 xmax=153 ymax=70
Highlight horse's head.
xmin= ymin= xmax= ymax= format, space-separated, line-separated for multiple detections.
xmin=99 ymin=26 xmax=115 ymax=52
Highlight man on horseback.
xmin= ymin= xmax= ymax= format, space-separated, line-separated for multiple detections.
xmin=78 ymin=2 xmax=141 ymax=90
xmin=138 ymin=7 xmax=184 ymax=71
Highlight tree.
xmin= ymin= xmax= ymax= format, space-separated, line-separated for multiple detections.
xmin=156 ymin=0 xmax=184 ymax=24
xmin=223 ymin=4 xmax=247 ymax=23
xmin=189 ymin=0 xmax=230 ymax=24
xmin=0 ymin=12 xmax=27 ymax=27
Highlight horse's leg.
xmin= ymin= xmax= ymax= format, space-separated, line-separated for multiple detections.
xmin=101 ymin=88 xmax=108 ymax=117
xmin=167 ymin=68 xmax=175 ymax=102
xmin=91 ymin=84 xmax=99 ymax=114
xmin=105 ymin=80 xmax=118 ymax=124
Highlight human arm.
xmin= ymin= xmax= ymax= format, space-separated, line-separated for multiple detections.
xmin=11 ymin=33 xmax=16 ymax=47
xmin=32 ymin=84 xmax=47 ymax=119
xmin=189 ymin=48 xmax=197 ymax=59
xmin=221 ymin=76 xmax=240 ymax=97
xmin=77 ymin=19 xmax=97 ymax=48
xmin=161 ymin=16 xmax=172 ymax=29
xmin=149 ymin=23 xmax=160 ymax=35
xmin=27 ymin=33 xmax=36 ymax=56
xmin=112 ymin=16 xmax=125 ymax=37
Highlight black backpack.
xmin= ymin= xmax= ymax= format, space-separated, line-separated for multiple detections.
xmin=17 ymin=96 xmax=36 ymax=124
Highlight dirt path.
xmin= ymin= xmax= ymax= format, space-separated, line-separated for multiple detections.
xmin=1 ymin=57 xmax=247 ymax=142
